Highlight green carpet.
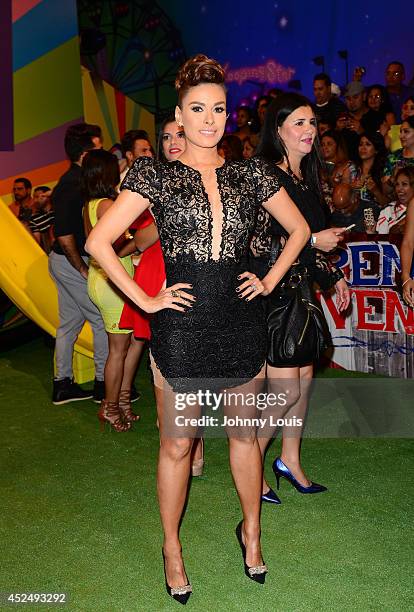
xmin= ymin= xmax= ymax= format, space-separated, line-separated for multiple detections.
xmin=1 ymin=337 xmax=413 ymax=611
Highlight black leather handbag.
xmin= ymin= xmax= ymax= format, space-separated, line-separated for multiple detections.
xmin=266 ymin=237 xmax=331 ymax=367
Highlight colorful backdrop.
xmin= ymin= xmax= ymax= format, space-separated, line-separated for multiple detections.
xmin=0 ymin=0 xmax=82 ymax=200
xmin=0 ymin=0 xmax=154 ymax=355
xmin=0 ymin=0 xmax=154 ymax=203
xmin=159 ymin=0 xmax=414 ymax=113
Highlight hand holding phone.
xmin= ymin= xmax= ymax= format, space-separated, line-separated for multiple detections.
xmin=334 ymin=224 xmax=355 ymax=235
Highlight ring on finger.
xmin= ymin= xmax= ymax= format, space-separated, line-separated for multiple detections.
xmin=171 ymin=289 xmax=180 ymax=298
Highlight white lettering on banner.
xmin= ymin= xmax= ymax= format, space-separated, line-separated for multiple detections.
xmin=321 ymin=237 xmax=414 ymax=377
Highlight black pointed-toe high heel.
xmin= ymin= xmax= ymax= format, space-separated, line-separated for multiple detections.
xmin=162 ymin=549 xmax=192 ymax=605
xmin=272 ymin=457 xmax=327 ymax=494
xmin=261 ymin=487 xmax=282 ymax=505
xmin=235 ymin=521 xmax=268 ymax=584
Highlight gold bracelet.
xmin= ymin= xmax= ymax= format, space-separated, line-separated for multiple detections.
xmin=402 ymin=278 xmax=411 ymax=287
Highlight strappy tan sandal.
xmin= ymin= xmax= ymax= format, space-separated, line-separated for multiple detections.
xmin=118 ymin=389 xmax=140 ymax=424
xmin=98 ymin=399 xmax=131 ymax=432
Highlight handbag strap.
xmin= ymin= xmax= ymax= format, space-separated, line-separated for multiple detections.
xmin=269 ymin=233 xmax=311 ymax=291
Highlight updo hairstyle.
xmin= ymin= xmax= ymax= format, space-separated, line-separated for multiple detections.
xmin=175 ymin=54 xmax=226 ymax=106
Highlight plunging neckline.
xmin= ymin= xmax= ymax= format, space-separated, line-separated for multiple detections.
xmin=173 ymin=159 xmax=227 ymax=261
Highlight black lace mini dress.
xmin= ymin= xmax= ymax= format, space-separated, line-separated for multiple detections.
xmin=121 ymin=157 xmax=281 ymax=390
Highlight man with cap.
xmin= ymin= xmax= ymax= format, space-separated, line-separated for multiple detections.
xmin=344 ymin=81 xmax=369 ymax=135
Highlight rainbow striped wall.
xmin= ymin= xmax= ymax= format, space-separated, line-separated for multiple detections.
xmin=0 ymin=1 xmax=13 ymax=151
xmin=82 ymin=68 xmax=155 ymax=157
xmin=0 ymin=0 xmax=82 ymax=201
xmin=0 ymin=0 xmax=154 ymax=204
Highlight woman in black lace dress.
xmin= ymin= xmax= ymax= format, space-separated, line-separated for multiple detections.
xmin=251 ymin=94 xmax=351 ymax=504
xmin=86 ymin=56 xmax=310 ymax=602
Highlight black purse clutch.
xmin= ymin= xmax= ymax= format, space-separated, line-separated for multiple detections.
xmin=266 ymin=236 xmax=331 ymax=367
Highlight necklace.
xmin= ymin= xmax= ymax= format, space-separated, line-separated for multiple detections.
xmin=284 ymin=165 xmax=308 ymax=190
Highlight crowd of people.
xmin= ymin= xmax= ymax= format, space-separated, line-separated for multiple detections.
xmin=218 ymin=60 xmax=414 ymax=237
xmin=10 ymin=60 xmax=414 ymax=250
xmin=7 ymin=54 xmax=414 ymax=604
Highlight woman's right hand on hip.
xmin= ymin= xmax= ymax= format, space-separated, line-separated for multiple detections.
xmin=143 ymin=283 xmax=195 ymax=313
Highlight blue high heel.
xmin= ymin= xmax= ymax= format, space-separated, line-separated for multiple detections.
xmin=261 ymin=487 xmax=282 ymax=505
xmin=272 ymin=457 xmax=327 ymax=494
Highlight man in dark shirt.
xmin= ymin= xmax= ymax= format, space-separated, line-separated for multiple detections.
xmin=48 ymin=125 xmax=108 ymax=404
xmin=9 ymin=177 xmax=33 ymax=227
xmin=313 ymin=73 xmax=347 ymax=127
xmin=343 ymin=81 xmax=368 ymax=134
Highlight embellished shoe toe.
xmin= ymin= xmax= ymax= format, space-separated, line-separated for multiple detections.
xmin=162 ymin=549 xmax=192 ymax=605
xmin=235 ymin=521 xmax=268 ymax=584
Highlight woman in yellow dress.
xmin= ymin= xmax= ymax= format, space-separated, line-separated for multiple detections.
xmin=83 ymin=149 xmax=141 ymax=431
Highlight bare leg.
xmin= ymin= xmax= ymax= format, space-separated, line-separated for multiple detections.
xmin=229 ymin=436 xmax=263 ymax=566
xmin=120 ymin=336 xmax=145 ymax=391
xmin=257 ymin=434 xmax=272 ymax=494
xmin=280 ymin=364 xmax=313 ymax=487
xmin=191 ymin=437 xmax=203 ymax=463
xmin=258 ymin=365 xmax=300 ymax=494
xmin=153 ymin=361 xmax=199 ymax=589
xmin=154 ymin=383 xmax=203 ymax=472
xmin=227 ymin=367 xmax=266 ymax=567
xmin=104 ymin=332 xmax=131 ymax=401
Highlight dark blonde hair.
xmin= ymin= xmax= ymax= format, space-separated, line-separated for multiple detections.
xmin=175 ymin=54 xmax=226 ymax=105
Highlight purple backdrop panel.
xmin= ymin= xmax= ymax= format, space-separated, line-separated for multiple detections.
xmin=0 ymin=0 xmax=13 ymax=151
xmin=0 ymin=118 xmax=83 ymax=180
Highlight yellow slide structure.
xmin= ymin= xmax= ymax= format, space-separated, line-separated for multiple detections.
xmin=0 ymin=198 xmax=95 ymax=382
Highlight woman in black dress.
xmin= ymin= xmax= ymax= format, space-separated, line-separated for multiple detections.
xmin=86 ymin=56 xmax=310 ymax=603
xmin=251 ymin=94 xmax=350 ymax=504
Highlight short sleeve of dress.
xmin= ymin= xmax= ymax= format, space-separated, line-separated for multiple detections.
xmin=248 ymin=156 xmax=281 ymax=205
xmin=120 ymin=157 xmax=161 ymax=208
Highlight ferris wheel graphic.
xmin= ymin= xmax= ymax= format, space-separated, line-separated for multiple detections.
xmin=78 ymin=0 xmax=186 ymax=120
